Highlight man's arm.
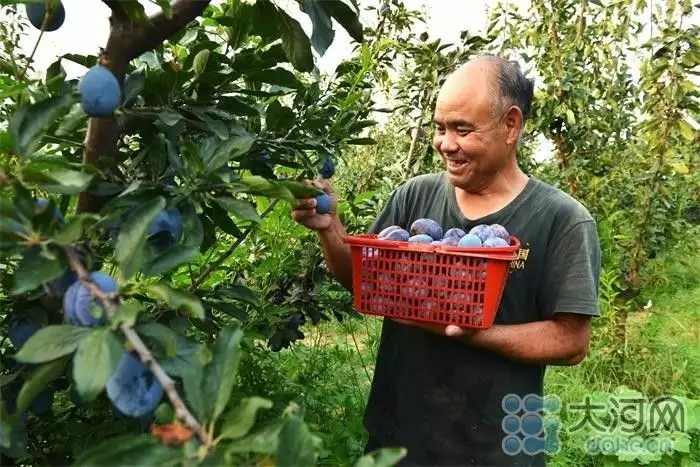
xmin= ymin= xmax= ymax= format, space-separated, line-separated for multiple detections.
xmin=318 ymin=216 xmax=353 ymax=291
xmin=397 ymin=217 xmax=601 ymax=366
xmin=464 ymin=313 xmax=591 ymax=365
xmin=395 ymin=312 xmax=592 ymax=366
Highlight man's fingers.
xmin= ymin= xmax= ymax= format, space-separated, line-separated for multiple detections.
xmin=445 ymin=325 xmax=465 ymax=337
xmin=293 ymin=198 xmax=316 ymax=210
xmin=291 ymin=208 xmax=316 ymax=221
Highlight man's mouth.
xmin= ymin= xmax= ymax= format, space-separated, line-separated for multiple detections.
xmin=446 ymin=158 xmax=470 ymax=169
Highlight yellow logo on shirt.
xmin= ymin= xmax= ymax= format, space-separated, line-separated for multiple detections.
xmin=510 ymin=246 xmax=530 ymax=270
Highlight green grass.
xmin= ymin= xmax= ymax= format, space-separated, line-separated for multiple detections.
xmin=238 ymin=243 xmax=700 ymax=467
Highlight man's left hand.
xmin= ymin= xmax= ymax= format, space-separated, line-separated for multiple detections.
xmin=392 ymin=318 xmax=479 ymax=340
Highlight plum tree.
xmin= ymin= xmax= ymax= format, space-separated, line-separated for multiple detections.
xmin=25 ymin=1 xmax=65 ymax=31
xmin=78 ymin=66 xmax=122 ymax=117
xmin=62 ymin=271 xmax=117 ymax=327
xmin=409 ymin=218 xmax=443 ymax=240
xmin=106 ymin=352 xmax=163 ymax=418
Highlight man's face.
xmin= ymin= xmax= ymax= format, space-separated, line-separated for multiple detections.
xmin=432 ymin=67 xmax=515 ymax=192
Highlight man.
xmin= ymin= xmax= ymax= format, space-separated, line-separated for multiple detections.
xmin=292 ymin=55 xmax=601 ymax=466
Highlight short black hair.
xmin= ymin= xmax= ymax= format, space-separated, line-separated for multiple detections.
xmin=475 ymin=55 xmax=535 ymax=127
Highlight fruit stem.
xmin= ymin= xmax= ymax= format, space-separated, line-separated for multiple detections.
xmin=62 ymin=246 xmax=211 ymax=445
xmin=190 ymin=199 xmax=280 ymax=290
xmin=19 ymin=0 xmax=49 ymax=80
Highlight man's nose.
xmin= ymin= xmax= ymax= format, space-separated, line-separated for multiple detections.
xmin=439 ymin=133 xmax=459 ymax=154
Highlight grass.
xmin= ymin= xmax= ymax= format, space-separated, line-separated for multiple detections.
xmin=238 ymin=239 xmax=700 ymax=466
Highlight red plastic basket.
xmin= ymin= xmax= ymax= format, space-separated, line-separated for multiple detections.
xmin=341 ymin=234 xmax=521 ymax=329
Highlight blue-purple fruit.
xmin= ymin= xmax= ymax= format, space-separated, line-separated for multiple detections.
xmin=410 ymin=218 xmax=443 ymax=241
xmin=63 ymin=272 xmax=117 ymax=327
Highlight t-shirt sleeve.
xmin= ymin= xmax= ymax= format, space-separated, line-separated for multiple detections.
xmin=538 ymin=219 xmax=601 ymax=318
xmin=369 ymin=186 xmax=408 ymax=235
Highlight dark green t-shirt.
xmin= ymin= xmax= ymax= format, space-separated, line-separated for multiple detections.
xmin=363 ymin=172 xmax=601 ymax=466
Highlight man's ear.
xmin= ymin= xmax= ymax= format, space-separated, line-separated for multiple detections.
xmin=505 ymin=106 xmax=523 ymax=145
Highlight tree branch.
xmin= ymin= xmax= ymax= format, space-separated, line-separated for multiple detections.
xmin=128 ymin=0 xmax=212 ymax=61
xmin=77 ymin=0 xmax=212 ymax=214
xmin=62 ymin=247 xmax=210 ymax=445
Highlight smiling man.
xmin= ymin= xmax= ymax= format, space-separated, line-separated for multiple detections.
xmin=292 ymin=55 xmax=601 ymax=466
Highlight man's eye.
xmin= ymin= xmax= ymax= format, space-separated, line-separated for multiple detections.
xmin=435 ymin=126 xmax=446 ymax=134
xmin=457 ymin=128 xmax=472 ymax=136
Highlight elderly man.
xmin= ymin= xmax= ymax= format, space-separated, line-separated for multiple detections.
xmin=292 ymin=55 xmax=601 ymax=466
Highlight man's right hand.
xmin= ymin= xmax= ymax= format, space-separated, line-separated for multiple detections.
xmin=291 ymin=179 xmax=338 ymax=232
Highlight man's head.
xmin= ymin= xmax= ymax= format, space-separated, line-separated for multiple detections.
xmin=432 ymin=55 xmax=534 ymax=192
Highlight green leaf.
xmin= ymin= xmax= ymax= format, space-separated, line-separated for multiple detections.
xmin=566 ymin=108 xmax=576 ymax=125
xmin=110 ymin=302 xmax=143 ymax=329
xmin=301 ymin=0 xmax=335 ymax=56
xmin=678 ymin=119 xmax=696 ymax=141
xmin=181 ymin=203 xmax=204 ymax=249
xmin=354 ymin=448 xmax=408 ymax=467
xmin=220 ymin=397 xmax=273 ymax=440
xmin=118 ymin=1 xmax=151 ymax=26
xmin=148 ymin=283 xmax=205 ymax=319
xmin=216 ymin=197 xmax=260 ymax=223
xmin=206 ymin=201 xmax=242 ymax=237
xmin=53 ymin=214 xmax=98 ymax=244
xmin=158 ymin=110 xmax=183 ymax=127
xmin=115 ymin=196 xmax=166 ymax=278
xmin=247 ymin=68 xmax=303 ymax=90
xmin=0 ymin=408 xmax=27 ymax=458
xmin=670 ymin=434 xmax=690 ymax=453
xmin=276 ymin=7 xmax=314 ymax=72
xmin=203 ymin=134 xmax=256 ymax=173
xmin=16 ymin=357 xmax=67 ymax=415
xmin=193 ymin=49 xmax=211 ymax=75
xmin=205 ymin=326 xmax=244 ymax=422
xmin=123 ymin=68 xmax=146 ymax=105
xmin=216 ymin=286 xmax=259 ymax=307
xmin=14 ymin=325 xmax=91 ymax=364
xmin=239 ymin=176 xmax=295 ymax=200
xmin=155 ymin=0 xmax=173 ymax=17
xmin=21 ymin=165 xmax=94 ymax=195
xmin=321 ymin=0 xmax=363 ymax=43
xmin=73 ymin=434 xmax=182 ymax=466
xmin=73 ymin=328 xmax=123 ymax=402
xmin=143 ymin=246 xmax=199 ymax=276
xmin=277 ymin=180 xmax=324 ymax=198
xmin=266 ymin=100 xmax=295 ymax=132
xmin=12 ymin=247 xmax=65 ymax=295
xmin=55 ymin=103 xmax=87 ymax=136
xmin=276 ymin=412 xmax=319 ymax=467
xmin=226 ymin=420 xmax=284 ymax=456
xmin=8 ymin=92 xmax=75 ymax=158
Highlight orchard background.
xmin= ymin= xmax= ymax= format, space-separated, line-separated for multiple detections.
xmin=0 ymin=0 xmax=698 ymax=466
